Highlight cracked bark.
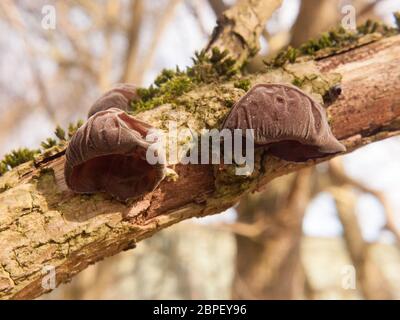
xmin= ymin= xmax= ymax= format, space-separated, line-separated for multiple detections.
xmin=0 ymin=15 xmax=400 ymax=301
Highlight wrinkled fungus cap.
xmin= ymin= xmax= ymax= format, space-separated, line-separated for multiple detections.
xmin=65 ymin=108 xmax=165 ymax=201
xmin=87 ymin=83 xmax=138 ymax=118
xmin=222 ymin=83 xmax=346 ymax=162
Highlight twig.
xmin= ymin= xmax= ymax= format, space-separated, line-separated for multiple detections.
xmin=133 ymin=0 xmax=182 ymax=85
xmin=206 ymin=0 xmax=283 ymax=69
xmin=328 ymin=158 xmax=400 ymax=245
xmin=122 ymin=0 xmax=144 ymax=83
xmin=1 ymin=0 xmax=57 ymax=123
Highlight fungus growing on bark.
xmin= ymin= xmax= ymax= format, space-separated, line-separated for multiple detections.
xmin=87 ymin=83 xmax=138 ymax=118
xmin=65 ymin=108 xmax=165 ymax=201
xmin=221 ymin=83 xmax=346 ymax=162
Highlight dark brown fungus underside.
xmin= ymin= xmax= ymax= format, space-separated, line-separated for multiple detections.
xmin=65 ymin=108 xmax=165 ymax=201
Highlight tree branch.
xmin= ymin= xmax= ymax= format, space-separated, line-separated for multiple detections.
xmin=0 ymin=24 xmax=400 ymax=300
xmin=206 ymin=0 xmax=283 ymax=68
xmin=328 ymin=158 xmax=400 ymax=246
xmin=132 ymin=0 xmax=182 ymax=84
xmin=330 ymin=186 xmax=393 ymax=299
xmin=290 ymin=0 xmax=340 ymax=48
xmin=122 ymin=0 xmax=144 ymax=83
xmin=232 ymin=169 xmax=313 ymax=299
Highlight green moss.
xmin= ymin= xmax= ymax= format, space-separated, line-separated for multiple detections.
xmin=300 ymin=31 xmax=338 ymax=55
xmin=154 ymin=69 xmax=177 ymax=87
xmin=357 ymin=19 xmax=379 ymax=34
xmin=0 ymin=119 xmax=84 ymax=175
xmin=130 ymin=48 xmax=238 ymax=113
xmin=55 ymin=125 xmax=66 ymax=141
xmin=130 ymin=48 xmax=240 ymax=116
xmin=162 ymin=75 xmax=193 ymax=96
xmin=234 ymin=79 xmax=251 ymax=91
xmin=291 ymin=76 xmax=303 ymax=87
xmin=266 ymin=20 xmax=398 ymax=68
xmin=132 ymin=73 xmax=194 ymax=113
xmin=206 ymin=48 xmax=237 ymax=77
xmin=188 ymin=48 xmax=237 ymax=81
xmin=41 ymin=138 xmax=57 ymax=149
xmin=0 ymin=148 xmax=40 ymax=175
xmin=68 ymin=120 xmax=84 ymax=139
xmin=266 ymin=46 xmax=300 ymax=68
xmin=0 ymin=162 xmax=7 ymax=175
xmin=224 ymin=98 xmax=235 ymax=108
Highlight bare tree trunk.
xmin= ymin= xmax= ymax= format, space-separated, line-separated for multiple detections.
xmin=291 ymin=0 xmax=340 ymax=47
xmin=330 ymin=187 xmax=393 ymax=299
xmin=133 ymin=0 xmax=183 ymax=84
xmin=233 ymin=169 xmax=312 ymax=299
xmin=208 ymin=0 xmax=227 ymax=18
xmin=122 ymin=0 xmax=144 ymax=83
xmin=327 ymin=159 xmax=394 ymax=299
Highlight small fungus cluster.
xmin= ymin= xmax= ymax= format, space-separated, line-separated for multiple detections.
xmin=65 ymin=85 xmax=166 ymax=201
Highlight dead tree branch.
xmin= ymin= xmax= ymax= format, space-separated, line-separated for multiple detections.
xmin=133 ymin=0 xmax=182 ymax=84
xmin=328 ymin=158 xmax=400 ymax=246
xmin=232 ymin=169 xmax=313 ymax=299
xmin=206 ymin=0 xmax=283 ymax=68
xmin=329 ymin=186 xmax=393 ymax=299
xmin=0 ymin=0 xmax=399 ymax=299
